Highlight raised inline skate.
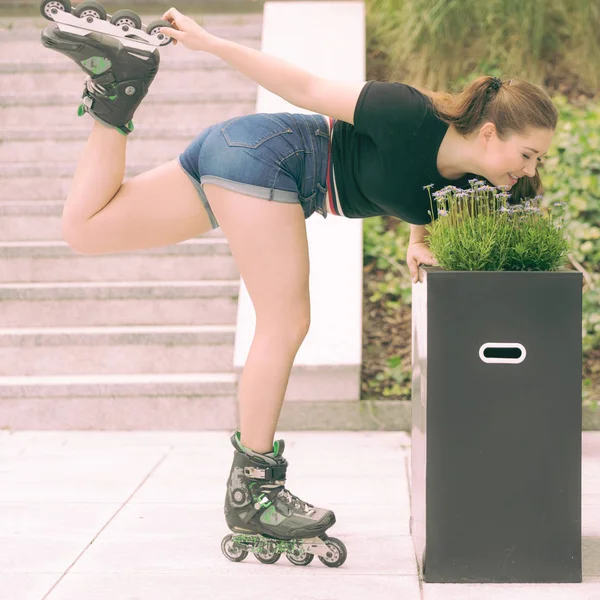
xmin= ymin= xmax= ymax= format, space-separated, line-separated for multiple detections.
xmin=40 ymin=1 xmax=172 ymax=134
xmin=221 ymin=431 xmax=347 ymax=568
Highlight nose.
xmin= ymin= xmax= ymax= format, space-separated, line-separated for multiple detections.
xmin=522 ymin=164 xmax=536 ymax=178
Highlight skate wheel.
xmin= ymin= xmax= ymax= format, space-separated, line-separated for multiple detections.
xmin=254 ymin=542 xmax=281 ymax=564
xmin=146 ymin=19 xmax=175 ymax=46
xmin=286 ymin=549 xmax=314 ymax=566
xmin=73 ymin=0 xmax=107 ymax=22
xmin=40 ymin=0 xmax=72 ymax=21
xmin=110 ymin=10 xmax=142 ymax=32
xmin=221 ymin=534 xmax=248 ymax=563
xmin=317 ymin=537 xmax=347 ymax=568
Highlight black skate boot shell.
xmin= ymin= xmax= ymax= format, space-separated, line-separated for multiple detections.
xmin=41 ymin=22 xmax=160 ymax=135
xmin=224 ymin=432 xmax=335 ymax=540
xmin=221 ymin=432 xmax=347 ymax=567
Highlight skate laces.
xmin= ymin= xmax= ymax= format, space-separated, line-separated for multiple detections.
xmin=85 ymin=76 xmax=116 ymax=97
xmin=86 ymin=77 xmax=107 ymax=96
xmin=271 ymin=483 xmax=316 ymax=516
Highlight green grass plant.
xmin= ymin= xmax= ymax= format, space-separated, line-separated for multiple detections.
xmin=365 ymin=0 xmax=599 ymax=93
xmin=423 ymin=181 xmax=570 ymax=272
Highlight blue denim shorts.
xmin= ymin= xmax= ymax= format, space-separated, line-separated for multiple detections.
xmin=177 ymin=112 xmax=331 ymax=230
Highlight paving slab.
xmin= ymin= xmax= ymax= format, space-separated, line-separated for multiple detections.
xmin=0 ymin=431 xmax=598 ymax=600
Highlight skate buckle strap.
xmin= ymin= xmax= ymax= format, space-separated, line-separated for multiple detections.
xmin=243 ymin=465 xmax=286 ymax=481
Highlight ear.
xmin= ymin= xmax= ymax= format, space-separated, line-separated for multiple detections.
xmin=479 ymin=121 xmax=497 ymax=143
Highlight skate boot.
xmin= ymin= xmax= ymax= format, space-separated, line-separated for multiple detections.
xmin=40 ymin=2 xmax=166 ymax=135
xmin=221 ymin=431 xmax=347 ymax=568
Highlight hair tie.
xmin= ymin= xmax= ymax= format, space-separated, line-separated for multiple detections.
xmin=489 ymin=77 xmax=503 ymax=91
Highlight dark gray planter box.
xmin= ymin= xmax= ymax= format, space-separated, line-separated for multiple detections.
xmin=410 ymin=267 xmax=583 ymax=583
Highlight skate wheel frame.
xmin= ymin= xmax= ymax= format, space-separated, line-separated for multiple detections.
xmin=39 ymin=0 xmax=173 ymax=50
xmin=220 ymin=533 xmax=347 ymax=568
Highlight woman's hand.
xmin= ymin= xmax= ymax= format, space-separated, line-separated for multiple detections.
xmin=406 ymin=242 xmax=439 ymax=283
xmin=159 ymin=8 xmax=217 ymax=52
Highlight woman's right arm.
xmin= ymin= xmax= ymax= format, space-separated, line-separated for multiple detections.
xmin=209 ymin=37 xmax=319 ymax=112
xmin=407 ymin=226 xmax=437 ymax=282
xmin=159 ymin=8 xmax=364 ymax=123
xmin=409 ymin=224 xmax=428 ymax=245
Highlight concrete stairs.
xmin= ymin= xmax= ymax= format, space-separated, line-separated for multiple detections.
xmin=0 ymin=11 xmax=264 ymax=429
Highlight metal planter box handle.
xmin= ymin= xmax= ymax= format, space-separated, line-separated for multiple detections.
xmin=479 ymin=342 xmax=526 ymax=364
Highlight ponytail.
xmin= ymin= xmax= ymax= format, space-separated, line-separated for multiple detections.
xmin=415 ymin=76 xmax=557 ymax=201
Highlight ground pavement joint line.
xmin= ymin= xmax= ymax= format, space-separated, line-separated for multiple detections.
xmin=39 ymin=450 xmax=173 ymax=600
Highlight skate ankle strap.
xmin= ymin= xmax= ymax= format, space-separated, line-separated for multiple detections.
xmin=243 ymin=464 xmax=287 ymax=481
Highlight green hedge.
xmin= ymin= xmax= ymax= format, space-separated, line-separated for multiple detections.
xmin=365 ymin=0 xmax=599 ymax=94
xmin=363 ymin=96 xmax=600 ymax=404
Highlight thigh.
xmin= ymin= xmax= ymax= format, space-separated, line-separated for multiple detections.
xmin=76 ymin=159 xmax=214 ymax=254
xmin=203 ymin=183 xmax=310 ymax=331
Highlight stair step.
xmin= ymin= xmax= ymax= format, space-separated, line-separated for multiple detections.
xmin=2 ymin=67 xmax=256 ymax=101
xmin=0 ymin=200 xmax=228 ymax=242
xmin=0 ymin=88 xmax=255 ymax=108
xmin=0 ymin=280 xmax=240 ymax=327
xmin=0 ymin=239 xmax=239 ymax=281
xmin=0 ymin=325 xmax=235 ymax=376
xmin=0 ymin=44 xmax=261 ymax=71
xmin=1 ymin=137 xmax=199 ymax=166
xmin=0 ymin=102 xmax=255 ymax=136
xmin=0 ymin=372 xmax=237 ymax=389
xmin=1 ymin=161 xmax=210 ymax=183
xmin=1 ymin=162 xmax=162 ymax=178
xmin=0 ymin=372 xmax=238 ymax=429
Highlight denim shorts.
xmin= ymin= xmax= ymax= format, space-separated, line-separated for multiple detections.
xmin=177 ymin=112 xmax=331 ymax=230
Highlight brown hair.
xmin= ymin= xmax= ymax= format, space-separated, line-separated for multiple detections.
xmin=414 ymin=76 xmax=559 ymax=202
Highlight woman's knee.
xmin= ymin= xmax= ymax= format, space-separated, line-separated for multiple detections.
xmin=61 ymin=217 xmax=92 ymax=254
xmin=256 ymin=309 xmax=311 ymax=345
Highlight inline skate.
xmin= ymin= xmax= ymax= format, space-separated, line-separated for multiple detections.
xmin=40 ymin=1 xmax=172 ymax=135
xmin=221 ymin=431 xmax=347 ymax=568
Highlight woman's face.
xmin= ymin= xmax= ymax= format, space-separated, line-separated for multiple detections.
xmin=479 ymin=124 xmax=554 ymax=188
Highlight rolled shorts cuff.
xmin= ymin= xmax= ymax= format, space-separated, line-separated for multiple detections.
xmin=200 ymin=175 xmax=301 ymax=204
xmin=176 ymin=156 xmax=220 ymax=230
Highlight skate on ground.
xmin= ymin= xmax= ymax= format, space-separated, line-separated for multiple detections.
xmin=221 ymin=432 xmax=347 ymax=568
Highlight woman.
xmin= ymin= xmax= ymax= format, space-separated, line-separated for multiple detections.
xmin=41 ymin=7 xmax=557 ymax=557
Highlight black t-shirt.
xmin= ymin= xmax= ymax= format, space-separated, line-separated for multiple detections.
xmin=330 ymin=80 xmax=479 ymax=224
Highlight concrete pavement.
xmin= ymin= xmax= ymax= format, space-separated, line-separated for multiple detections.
xmin=0 ymin=430 xmax=599 ymax=599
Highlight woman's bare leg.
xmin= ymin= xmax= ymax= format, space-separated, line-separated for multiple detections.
xmin=62 ymin=121 xmax=214 ymax=253
xmin=61 ymin=122 xmax=310 ymax=453
xmin=203 ymin=183 xmax=310 ymax=454
xmin=62 ymin=121 xmax=126 ymax=233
